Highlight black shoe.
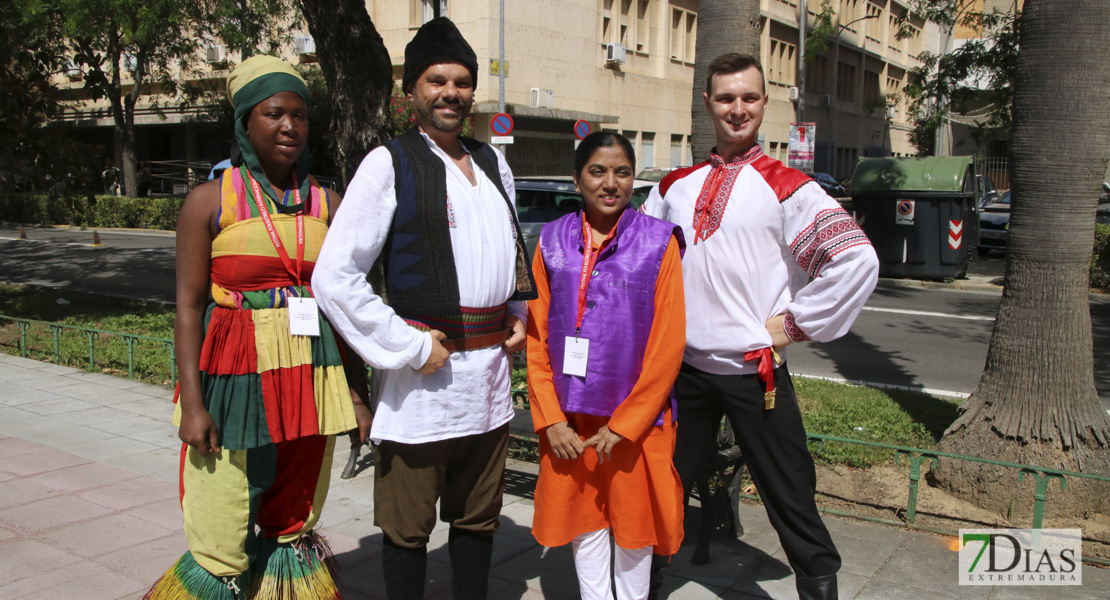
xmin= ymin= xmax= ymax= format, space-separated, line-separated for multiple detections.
xmin=382 ymin=538 xmax=427 ymax=600
xmin=448 ymin=528 xmax=494 ymax=600
xmin=796 ymin=574 xmax=838 ymax=600
xmin=647 ymin=554 xmax=668 ymax=600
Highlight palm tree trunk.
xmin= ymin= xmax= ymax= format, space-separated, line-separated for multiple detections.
xmin=299 ymin=0 xmax=393 ymax=190
xmin=935 ymin=0 xmax=1110 ymax=519
xmin=690 ymin=0 xmax=762 ymax=161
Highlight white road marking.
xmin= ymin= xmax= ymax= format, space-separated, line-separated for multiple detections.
xmin=793 ymin=373 xmax=971 ymax=399
xmin=863 ymin=306 xmax=995 ymax=321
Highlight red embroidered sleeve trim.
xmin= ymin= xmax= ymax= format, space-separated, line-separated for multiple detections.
xmin=790 ymin=207 xmax=872 ymax=278
xmin=784 ymin=312 xmax=811 ymax=343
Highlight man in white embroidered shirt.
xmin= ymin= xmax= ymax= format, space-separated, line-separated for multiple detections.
xmin=643 ymin=53 xmax=878 ymax=600
xmin=311 ymin=17 xmax=535 ymax=600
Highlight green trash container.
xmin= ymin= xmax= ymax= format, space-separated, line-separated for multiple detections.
xmin=849 ymin=156 xmax=980 ymax=281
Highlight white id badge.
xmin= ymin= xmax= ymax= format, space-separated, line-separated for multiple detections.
xmin=288 ymin=297 xmax=321 ymax=337
xmin=562 ymin=336 xmax=589 ymax=377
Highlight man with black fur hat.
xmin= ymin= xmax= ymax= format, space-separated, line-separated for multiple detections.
xmin=313 ymin=17 xmax=535 ymax=600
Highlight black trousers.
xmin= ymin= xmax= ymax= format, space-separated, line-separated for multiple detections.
xmin=673 ymin=361 xmax=841 ymax=578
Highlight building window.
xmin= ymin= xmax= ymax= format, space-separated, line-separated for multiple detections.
xmin=670 ymin=7 xmax=696 ymax=64
xmin=412 ymin=0 xmax=447 ymax=26
xmin=603 ymin=0 xmax=651 ymax=55
xmin=864 ymin=70 xmax=880 ymax=102
xmin=837 ymin=62 xmax=856 ymax=100
xmin=641 ymin=132 xmax=655 ymax=169
xmin=768 ymin=39 xmax=797 ymax=86
xmin=670 ymin=134 xmax=683 ymax=167
xmin=839 ymin=0 xmax=860 ymax=31
xmin=635 ymin=0 xmax=650 ymax=54
xmin=619 ymin=0 xmax=631 ymax=47
xmin=865 ymin=1 xmax=883 ymax=43
xmin=808 ymin=54 xmax=828 ymax=92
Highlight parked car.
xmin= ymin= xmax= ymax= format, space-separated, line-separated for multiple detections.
xmin=977 ymin=174 xmax=1000 ymax=208
xmin=513 ymin=176 xmax=654 ymax=258
xmin=978 ymin=190 xmax=1010 ymax=252
xmin=808 ymin=172 xmax=848 ymax=197
xmin=635 ymin=167 xmax=678 ymax=183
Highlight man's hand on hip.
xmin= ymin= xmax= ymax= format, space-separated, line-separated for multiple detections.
xmin=766 ymin=314 xmax=793 ymax=349
xmin=503 ymin=315 xmax=526 ymax=353
xmin=419 ymin=329 xmax=451 ymax=374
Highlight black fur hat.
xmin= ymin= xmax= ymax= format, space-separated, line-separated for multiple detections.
xmin=402 ymin=17 xmax=479 ymax=93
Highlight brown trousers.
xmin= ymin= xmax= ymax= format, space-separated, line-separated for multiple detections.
xmin=373 ymin=423 xmax=510 ymax=548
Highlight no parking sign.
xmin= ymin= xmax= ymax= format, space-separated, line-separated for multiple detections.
xmin=490 ymin=112 xmax=514 ymax=144
xmin=574 ymin=120 xmax=591 ymax=140
xmin=896 ymin=199 xmax=915 ymax=225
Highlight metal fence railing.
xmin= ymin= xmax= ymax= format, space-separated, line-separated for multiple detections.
xmin=3 ymin=314 xmax=1106 ymax=565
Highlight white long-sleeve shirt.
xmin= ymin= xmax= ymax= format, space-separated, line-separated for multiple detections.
xmin=643 ymin=149 xmax=878 ymax=375
xmin=312 ymin=132 xmax=523 ymax=444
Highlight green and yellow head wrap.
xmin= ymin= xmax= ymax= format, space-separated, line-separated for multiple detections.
xmin=226 ymin=55 xmax=312 ymax=206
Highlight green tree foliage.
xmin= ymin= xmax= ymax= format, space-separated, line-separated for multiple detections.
xmin=1 ymin=2 xmax=91 ymax=193
xmin=896 ymin=1 xmax=1020 ymax=155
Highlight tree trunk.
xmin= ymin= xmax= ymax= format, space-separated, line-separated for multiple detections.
xmin=934 ymin=0 xmax=1110 ymax=519
xmin=690 ymin=0 xmax=762 ymax=162
xmin=299 ymin=0 xmax=393 ymax=190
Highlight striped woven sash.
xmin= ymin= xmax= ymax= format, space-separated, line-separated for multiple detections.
xmin=403 ymin=304 xmax=508 ymax=339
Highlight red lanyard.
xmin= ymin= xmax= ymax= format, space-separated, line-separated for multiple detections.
xmin=245 ymin=168 xmax=305 ymax=287
xmin=575 ymin=213 xmax=617 ymax=335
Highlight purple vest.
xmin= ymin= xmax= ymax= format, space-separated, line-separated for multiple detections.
xmin=540 ymin=208 xmax=684 ymax=426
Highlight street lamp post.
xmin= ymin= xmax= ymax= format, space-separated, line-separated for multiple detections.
xmin=827 ymin=13 xmax=878 ymax=178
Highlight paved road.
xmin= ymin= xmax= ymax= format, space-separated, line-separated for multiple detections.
xmin=3 ymin=226 xmax=1108 ymax=411
xmin=0 ymin=227 xmax=175 ymax=304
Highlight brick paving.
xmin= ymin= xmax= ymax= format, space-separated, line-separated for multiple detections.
xmin=1 ymin=352 xmax=1105 ymax=599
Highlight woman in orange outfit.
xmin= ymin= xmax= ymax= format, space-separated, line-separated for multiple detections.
xmin=526 ymin=131 xmax=686 ymax=600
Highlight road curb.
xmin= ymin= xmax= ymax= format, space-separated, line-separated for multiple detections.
xmin=0 ymin=221 xmax=175 ymax=236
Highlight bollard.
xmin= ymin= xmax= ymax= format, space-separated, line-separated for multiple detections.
xmin=18 ymin=226 xmax=26 ymax=240
xmin=92 ymin=231 xmax=102 ymax=246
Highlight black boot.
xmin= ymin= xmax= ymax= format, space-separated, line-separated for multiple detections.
xmin=382 ymin=537 xmax=427 ymax=600
xmin=796 ymin=574 xmax=838 ymax=600
xmin=448 ymin=528 xmax=494 ymax=600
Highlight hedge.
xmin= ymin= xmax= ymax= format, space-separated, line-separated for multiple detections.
xmin=2 ymin=193 xmax=1110 ymax=290
xmin=0 ymin=193 xmax=182 ymax=231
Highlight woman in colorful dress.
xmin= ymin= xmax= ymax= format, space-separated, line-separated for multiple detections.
xmin=145 ymin=55 xmax=370 ymax=600
xmin=526 ymin=131 xmax=686 ymax=600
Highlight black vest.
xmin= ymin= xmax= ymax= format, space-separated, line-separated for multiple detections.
xmin=371 ymin=128 xmax=537 ymax=321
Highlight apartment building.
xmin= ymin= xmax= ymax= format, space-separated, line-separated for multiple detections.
xmin=57 ymin=0 xmax=937 ymax=183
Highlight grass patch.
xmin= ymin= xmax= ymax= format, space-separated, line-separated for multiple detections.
xmin=0 ymin=283 xmax=176 ymax=385
xmin=794 ymin=377 xmax=962 ymax=467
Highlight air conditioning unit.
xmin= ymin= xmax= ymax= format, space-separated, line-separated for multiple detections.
xmin=64 ymin=59 xmax=82 ymax=80
xmin=294 ymin=35 xmax=316 ymax=56
xmin=122 ymin=54 xmax=138 ymax=72
xmin=821 ymin=94 xmax=832 ymax=108
xmin=604 ymin=43 xmax=626 ymax=64
xmin=529 ymin=87 xmax=554 ymax=109
xmin=788 ymin=86 xmax=799 ymax=101
xmin=205 ymin=44 xmax=227 ymax=64
xmin=887 ymin=105 xmax=897 ymax=118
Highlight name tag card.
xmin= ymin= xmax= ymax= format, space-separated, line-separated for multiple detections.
xmin=562 ymin=336 xmax=589 ymax=377
xmin=288 ymin=297 xmax=320 ymax=337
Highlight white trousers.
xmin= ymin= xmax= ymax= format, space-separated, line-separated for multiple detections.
xmin=570 ymin=529 xmax=653 ymax=600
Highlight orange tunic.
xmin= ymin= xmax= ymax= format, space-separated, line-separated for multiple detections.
xmin=527 ymin=234 xmax=686 ymax=554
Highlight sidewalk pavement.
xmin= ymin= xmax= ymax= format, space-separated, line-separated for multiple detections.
xmin=1 ymin=353 xmax=1105 ymax=600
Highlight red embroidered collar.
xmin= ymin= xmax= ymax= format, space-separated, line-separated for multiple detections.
xmin=692 ymin=145 xmax=764 ymax=243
